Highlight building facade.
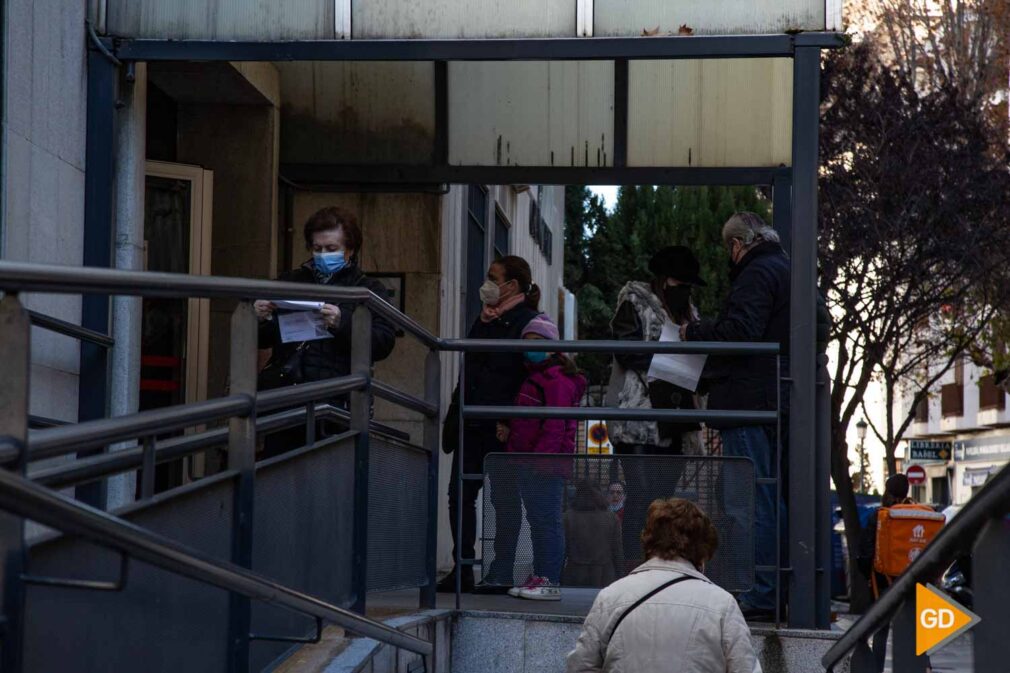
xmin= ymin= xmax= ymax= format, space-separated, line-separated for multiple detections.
xmin=1 ymin=4 xmax=568 ymax=572
xmin=897 ymin=359 xmax=1010 ymax=506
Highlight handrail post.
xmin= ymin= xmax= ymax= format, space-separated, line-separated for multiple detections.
xmin=0 ymin=295 xmax=30 ymax=672
xmin=892 ymin=598 xmax=928 ymax=672
xmin=973 ymin=515 xmax=1010 ymax=671
xmin=226 ymin=301 xmax=258 ymax=673
xmin=420 ymin=349 xmax=441 ymax=609
xmin=350 ymin=305 xmax=373 ymax=614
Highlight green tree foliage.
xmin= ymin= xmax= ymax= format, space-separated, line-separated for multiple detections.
xmin=564 ymin=185 xmax=772 ymax=386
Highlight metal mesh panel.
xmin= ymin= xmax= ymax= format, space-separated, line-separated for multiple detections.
xmin=24 ymin=478 xmax=235 ymax=673
xmin=367 ymin=438 xmax=429 ymax=592
xmin=250 ymin=437 xmax=356 ymax=670
xmin=480 ymin=454 xmax=755 ymax=593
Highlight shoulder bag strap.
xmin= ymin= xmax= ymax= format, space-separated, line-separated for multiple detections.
xmin=603 ymin=575 xmax=697 ymax=655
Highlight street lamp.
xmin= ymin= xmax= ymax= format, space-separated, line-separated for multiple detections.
xmin=856 ymin=418 xmax=868 ymax=494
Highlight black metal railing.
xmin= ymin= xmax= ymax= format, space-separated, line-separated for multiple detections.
xmin=0 ymin=259 xmax=810 ymax=670
xmin=0 ymin=260 xmax=443 ymax=673
xmin=822 ymin=463 xmax=1010 ymax=672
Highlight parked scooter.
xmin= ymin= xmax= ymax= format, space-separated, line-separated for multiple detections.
xmin=941 ymin=553 xmax=973 ymax=610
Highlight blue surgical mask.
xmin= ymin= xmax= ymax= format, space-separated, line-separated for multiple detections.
xmin=314 ymin=251 xmax=347 ymax=274
xmin=524 ymin=351 xmax=550 ymax=364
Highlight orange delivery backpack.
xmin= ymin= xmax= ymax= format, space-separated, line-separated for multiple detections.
xmin=873 ymin=503 xmax=945 ymax=582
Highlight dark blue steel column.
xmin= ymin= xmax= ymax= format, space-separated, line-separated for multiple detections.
xmin=788 ymin=45 xmax=822 ymax=629
xmin=78 ymin=45 xmax=118 ymax=508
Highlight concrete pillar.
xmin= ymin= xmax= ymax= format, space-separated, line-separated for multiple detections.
xmin=107 ymin=63 xmax=147 ymax=509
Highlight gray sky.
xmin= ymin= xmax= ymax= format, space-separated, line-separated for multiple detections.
xmin=589 ymin=186 xmax=618 ymax=211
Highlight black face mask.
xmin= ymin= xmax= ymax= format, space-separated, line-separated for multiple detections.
xmin=664 ymin=285 xmax=692 ymax=315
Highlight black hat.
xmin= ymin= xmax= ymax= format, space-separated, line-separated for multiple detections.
xmin=648 ymin=246 xmax=707 ymax=287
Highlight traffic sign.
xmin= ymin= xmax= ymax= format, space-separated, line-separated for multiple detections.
xmin=916 ymin=583 xmax=980 ymax=655
xmin=907 ymin=465 xmax=926 ymax=485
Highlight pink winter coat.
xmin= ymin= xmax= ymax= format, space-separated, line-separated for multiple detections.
xmin=506 ymin=363 xmax=587 ymax=471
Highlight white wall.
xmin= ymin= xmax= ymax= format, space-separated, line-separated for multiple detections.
xmin=2 ymin=0 xmax=89 ymax=424
xmin=435 ymin=183 xmax=566 ymax=572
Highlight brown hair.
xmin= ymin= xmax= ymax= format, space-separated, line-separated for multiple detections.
xmin=640 ymin=498 xmax=718 ymax=569
xmin=494 ymin=255 xmax=540 ymax=311
xmin=303 ymin=206 xmax=362 ymax=261
xmin=571 ymin=481 xmax=608 ymax=512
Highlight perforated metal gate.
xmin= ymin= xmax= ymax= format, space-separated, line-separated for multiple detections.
xmin=480 ymin=454 xmax=755 ymax=593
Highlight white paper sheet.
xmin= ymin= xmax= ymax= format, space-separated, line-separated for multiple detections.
xmin=277 ymin=311 xmax=333 ymax=343
xmin=646 ymin=320 xmax=707 ymax=392
xmin=270 ymin=300 xmax=324 ymax=311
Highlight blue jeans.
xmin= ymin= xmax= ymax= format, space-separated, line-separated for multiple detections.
xmin=519 ymin=470 xmax=566 ymax=584
xmin=721 ymin=425 xmax=784 ymax=611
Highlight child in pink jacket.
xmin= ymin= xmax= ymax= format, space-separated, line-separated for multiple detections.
xmin=498 ymin=314 xmax=586 ymax=600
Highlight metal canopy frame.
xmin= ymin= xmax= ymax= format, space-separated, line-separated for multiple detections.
xmin=82 ymin=29 xmax=841 ymax=630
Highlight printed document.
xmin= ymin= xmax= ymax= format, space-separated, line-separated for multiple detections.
xmin=277 ymin=311 xmax=333 ymax=344
xmin=646 ymin=320 xmax=707 ymax=392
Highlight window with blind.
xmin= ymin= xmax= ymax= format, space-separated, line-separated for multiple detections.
xmin=494 ymin=208 xmax=510 ymax=260
xmin=465 ymin=185 xmax=489 ymax=328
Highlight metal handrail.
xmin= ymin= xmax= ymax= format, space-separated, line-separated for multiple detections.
xmin=0 ymin=261 xmax=439 ymax=348
xmin=440 ymin=337 xmax=780 ymax=355
xmin=372 ymin=380 xmax=439 ymax=418
xmin=463 ymin=405 xmax=777 ymax=424
xmin=28 ymin=403 xmax=410 ymax=490
xmin=27 ymin=310 xmax=115 ymax=348
xmin=25 ymin=395 xmax=255 ymax=461
xmin=0 ymin=467 xmax=432 ymax=657
xmin=822 ymin=462 xmax=1010 ymax=670
xmin=255 ymin=375 xmax=369 ymax=412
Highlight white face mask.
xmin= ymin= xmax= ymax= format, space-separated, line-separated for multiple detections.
xmin=479 ymin=280 xmax=502 ymax=306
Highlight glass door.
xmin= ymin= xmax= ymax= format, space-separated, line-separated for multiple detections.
xmin=142 ymin=160 xmax=213 ymax=489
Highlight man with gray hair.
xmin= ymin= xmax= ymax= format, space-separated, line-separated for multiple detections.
xmin=682 ymin=211 xmax=789 ymax=621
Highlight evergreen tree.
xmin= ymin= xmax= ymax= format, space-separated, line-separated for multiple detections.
xmin=564 ymin=184 xmax=773 ymax=387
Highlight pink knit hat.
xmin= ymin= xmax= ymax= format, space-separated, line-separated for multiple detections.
xmin=522 ymin=314 xmax=560 ymax=341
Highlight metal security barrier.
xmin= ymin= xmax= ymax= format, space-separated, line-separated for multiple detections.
xmin=480 ymin=454 xmax=755 ymax=592
xmin=442 ymin=337 xmax=788 ymax=623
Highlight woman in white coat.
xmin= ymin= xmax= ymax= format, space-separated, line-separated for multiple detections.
xmin=566 ymin=498 xmax=760 ymax=673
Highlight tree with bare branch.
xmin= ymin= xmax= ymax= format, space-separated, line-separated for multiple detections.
xmin=819 ymin=39 xmax=1010 ymax=611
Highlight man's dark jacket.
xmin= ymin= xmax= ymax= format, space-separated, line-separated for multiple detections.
xmin=686 ymin=242 xmax=790 ymax=427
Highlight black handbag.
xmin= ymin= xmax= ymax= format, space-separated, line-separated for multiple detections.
xmin=441 ymin=386 xmax=460 ymax=454
xmin=257 ymin=342 xmax=308 ymax=390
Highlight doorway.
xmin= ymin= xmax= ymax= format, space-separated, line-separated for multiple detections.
xmin=141 ymin=160 xmax=214 ymax=490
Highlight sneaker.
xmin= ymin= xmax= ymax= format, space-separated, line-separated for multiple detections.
xmin=518 ymin=578 xmax=561 ymax=601
xmin=509 ymin=575 xmax=542 ymax=597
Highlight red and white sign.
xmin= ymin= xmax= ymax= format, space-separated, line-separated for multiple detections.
xmin=907 ymin=465 xmax=927 ymax=485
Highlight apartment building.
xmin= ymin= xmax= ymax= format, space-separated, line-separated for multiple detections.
xmin=898 ymin=358 xmax=1010 ymax=505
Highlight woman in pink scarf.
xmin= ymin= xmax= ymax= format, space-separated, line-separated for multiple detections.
xmin=439 ymin=256 xmax=541 ymax=594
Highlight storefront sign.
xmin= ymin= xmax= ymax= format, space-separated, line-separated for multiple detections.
xmin=954 ymin=437 xmax=1010 ymax=462
xmin=909 ymin=440 xmax=952 ymax=462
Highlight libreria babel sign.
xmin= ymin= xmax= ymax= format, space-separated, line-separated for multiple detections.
xmin=916 ymin=584 xmax=980 ymax=656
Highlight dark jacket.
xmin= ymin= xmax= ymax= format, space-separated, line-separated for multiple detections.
xmin=442 ymin=304 xmax=539 ymax=454
xmin=611 ymin=298 xmax=700 ymax=438
xmin=562 ymin=509 xmax=624 ymax=588
xmin=685 ymin=242 xmax=790 ymax=426
xmin=257 ymin=261 xmax=396 ymax=385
